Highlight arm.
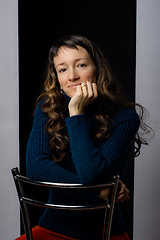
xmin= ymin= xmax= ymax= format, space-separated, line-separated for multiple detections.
xmin=26 ymin=101 xmax=80 ymax=183
xmin=26 ymin=102 xmax=102 ymax=202
xmin=65 ymin=110 xmax=140 ymax=185
xmin=65 ymin=82 xmax=140 ymax=185
xmin=26 ymin=101 xmax=132 ymax=202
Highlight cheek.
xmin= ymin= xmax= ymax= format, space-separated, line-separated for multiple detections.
xmin=84 ymin=69 xmax=96 ymax=83
xmin=57 ymin=76 xmax=66 ymax=88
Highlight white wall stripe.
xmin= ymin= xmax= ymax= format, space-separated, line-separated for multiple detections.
xmin=134 ymin=1 xmax=160 ymax=239
xmin=0 ymin=0 xmax=19 ymax=239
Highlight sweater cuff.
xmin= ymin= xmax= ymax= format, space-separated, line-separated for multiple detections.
xmin=65 ymin=114 xmax=90 ymax=131
xmin=65 ymin=114 xmax=92 ymax=145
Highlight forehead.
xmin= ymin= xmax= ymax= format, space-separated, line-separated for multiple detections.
xmin=53 ymin=45 xmax=90 ymax=64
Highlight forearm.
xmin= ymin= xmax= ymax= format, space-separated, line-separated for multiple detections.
xmin=65 ymin=114 xmax=106 ymax=185
xmin=65 ymin=108 xmax=140 ymax=185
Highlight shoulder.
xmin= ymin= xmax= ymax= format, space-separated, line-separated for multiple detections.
xmin=112 ymin=106 xmax=140 ymax=121
xmin=34 ymin=100 xmax=49 ymax=121
xmin=111 ymin=107 xmax=140 ymax=131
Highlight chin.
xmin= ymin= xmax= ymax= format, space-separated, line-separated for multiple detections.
xmin=65 ymin=90 xmax=76 ymax=98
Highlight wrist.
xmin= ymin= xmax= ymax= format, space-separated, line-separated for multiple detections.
xmin=69 ymin=110 xmax=83 ymax=117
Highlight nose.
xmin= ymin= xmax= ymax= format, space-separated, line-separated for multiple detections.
xmin=69 ymin=68 xmax=79 ymax=81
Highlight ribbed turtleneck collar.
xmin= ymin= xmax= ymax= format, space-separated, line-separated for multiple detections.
xmin=63 ymin=92 xmax=71 ymax=105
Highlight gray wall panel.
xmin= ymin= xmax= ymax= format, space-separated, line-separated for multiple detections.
xmin=0 ymin=0 xmax=19 ymax=239
xmin=135 ymin=1 xmax=160 ymax=239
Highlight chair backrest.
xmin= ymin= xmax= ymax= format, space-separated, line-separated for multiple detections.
xmin=11 ymin=167 xmax=119 ymax=240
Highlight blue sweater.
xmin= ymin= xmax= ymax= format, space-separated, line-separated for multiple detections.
xmin=26 ymin=100 xmax=140 ymax=240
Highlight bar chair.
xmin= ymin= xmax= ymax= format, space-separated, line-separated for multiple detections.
xmin=11 ymin=167 xmax=119 ymax=240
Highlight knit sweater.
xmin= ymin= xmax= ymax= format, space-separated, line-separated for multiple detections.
xmin=26 ymin=100 xmax=140 ymax=240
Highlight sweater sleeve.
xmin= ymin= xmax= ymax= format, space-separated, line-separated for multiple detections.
xmin=65 ymin=108 xmax=140 ymax=185
xmin=26 ymin=102 xmax=80 ymax=183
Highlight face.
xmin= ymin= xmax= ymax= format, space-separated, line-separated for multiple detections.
xmin=53 ymin=45 xmax=96 ymax=98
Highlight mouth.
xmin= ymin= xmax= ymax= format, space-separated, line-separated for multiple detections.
xmin=68 ymin=84 xmax=81 ymax=88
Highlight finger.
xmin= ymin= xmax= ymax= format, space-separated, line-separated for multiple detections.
xmin=116 ymin=189 xmax=130 ymax=201
xmin=86 ymin=81 xmax=94 ymax=98
xmin=116 ymin=187 xmax=129 ymax=198
xmin=118 ymin=187 xmax=128 ymax=196
xmin=76 ymin=84 xmax=83 ymax=97
xmin=117 ymin=182 xmax=127 ymax=195
xmin=117 ymin=191 xmax=128 ymax=200
xmin=117 ymin=190 xmax=130 ymax=200
xmin=117 ymin=187 xmax=125 ymax=196
xmin=92 ymin=83 xmax=98 ymax=98
xmin=121 ymin=195 xmax=130 ymax=203
xmin=81 ymin=82 xmax=88 ymax=97
xmin=116 ymin=194 xmax=130 ymax=203
xmin=118 ymin=197 xmax=130 ymax=203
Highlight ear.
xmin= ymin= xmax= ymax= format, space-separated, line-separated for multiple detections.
xmin=59 ymin=85 xmax=63 ymax=93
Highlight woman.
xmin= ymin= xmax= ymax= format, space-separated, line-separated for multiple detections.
xmin=16 ymin=35 xmax=145 ymax=240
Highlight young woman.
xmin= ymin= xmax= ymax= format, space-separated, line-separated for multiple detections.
xmin=16 ymin=35 xmax=147 ymax=240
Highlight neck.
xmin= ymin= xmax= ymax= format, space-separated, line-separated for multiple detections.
xmin=63 ymin=92 xmax=71 ymax=105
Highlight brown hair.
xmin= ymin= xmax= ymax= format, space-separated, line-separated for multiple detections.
xmin=37 ymin=34 xmax=151 ymax=162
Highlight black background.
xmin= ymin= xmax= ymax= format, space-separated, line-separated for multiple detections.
xmin=19 ymin=1 xmax=136 ymax=238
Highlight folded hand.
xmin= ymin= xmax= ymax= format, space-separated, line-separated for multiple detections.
xmin=68 ymin=82 xmax=98 ymax=117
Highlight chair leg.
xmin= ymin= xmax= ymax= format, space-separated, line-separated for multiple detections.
xmin=11 ymin=168 xmax=33 ymax=240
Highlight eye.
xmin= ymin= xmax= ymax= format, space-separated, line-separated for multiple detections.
xmin=59 ymin=68 xmax=66 ymax=73
xmin=78 ymin=63 xmax=87 ymax=68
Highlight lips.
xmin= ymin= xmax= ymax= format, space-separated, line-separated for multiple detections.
xmin=68 ymin=84 xmax=81 ymax=88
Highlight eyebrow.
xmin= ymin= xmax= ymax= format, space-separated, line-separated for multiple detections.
xmin=55 ymin=58 xmax=88 ymax=68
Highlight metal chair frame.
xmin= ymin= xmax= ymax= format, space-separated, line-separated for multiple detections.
xmin=11 ymin=167 xmax=119 ymax=240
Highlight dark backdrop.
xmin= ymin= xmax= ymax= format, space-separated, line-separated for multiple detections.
xmin=19 ymin=1 xmax=136 ymax=239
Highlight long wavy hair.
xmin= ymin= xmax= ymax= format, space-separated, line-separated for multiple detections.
xmin=37 ymin=34 xmax=151 ymax=162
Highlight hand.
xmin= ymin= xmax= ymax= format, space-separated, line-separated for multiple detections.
xmin=116 ymin=180 xmax=130 ymax=203
xmin=98 ymin=188 xmax=110 ymax=201
xmin=98 ymin=181 xmax=130 ymax=203
xmin=68 ymin=82 xmax=98 ymax=117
